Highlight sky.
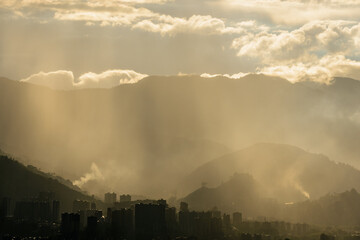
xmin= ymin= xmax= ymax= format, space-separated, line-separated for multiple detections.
xmin=1 ymin=0 xmax=360 ymax=89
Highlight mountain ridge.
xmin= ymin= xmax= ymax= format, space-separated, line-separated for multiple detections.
xmin=0 ymin=153 xmax=101 ymax=213
xmin=1 ymin=74 xmax=360 ymax=197
xmin=182 ymin=143 xmax=360 ymax=202
xmin=182 ymin=172 xmax=360 ymax=226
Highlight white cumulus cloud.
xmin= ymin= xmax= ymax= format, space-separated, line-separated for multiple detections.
xmin=133 ymin=15 xmax=264 ymax=36
xmin=219 ymin=0 xmax=360 ymax=25
xmin=200 ymin=72 xmax=249 ymax=79
xmin=260 ymin=55 xmax=360 ymax=83
xmin=232 ymin=20 xmax=360 ymax=64
xmin=229 ymin=20 xmax=360 ymax=83
xmin=20 ymin=69 xmax=148 ymax=90
xmin=20 ymin=70 xmax=75 ymax=90
xmin=76 ymin=69 xmax=148 ymax=88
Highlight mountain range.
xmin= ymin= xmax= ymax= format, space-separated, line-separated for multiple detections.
xmin=182 ymin=143 xmax=360 ymax=202
xmin=1 ymin=74 xmax=360 ymax=197
xmin=182 ymin=172 xmax=360 ymax=226
xmin=0 ymin=154 xmax=100 ymax=213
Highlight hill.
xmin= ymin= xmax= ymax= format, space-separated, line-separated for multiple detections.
xmin=182 ymin=173 xmax=280 ymax=217
xmin=183 ymin=172 xmax=360 ymax=227
xmin=286 ymin=189 xmax=360 ymax=226
xmin=183 ymin=143 xmax=360 ymax=202
xmin=1 ymin=74 xmax=360 ymax=197
xmin=0 ymin=154 xmax=100 ymax=213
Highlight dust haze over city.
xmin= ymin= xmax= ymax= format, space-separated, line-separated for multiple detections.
xmin=1 ymin=0 xmax=360 ymax=239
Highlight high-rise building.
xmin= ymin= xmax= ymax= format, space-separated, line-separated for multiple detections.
xmin=180 ymin=202 xmax=189 ymax=212
xmin=165 ymin=207 xmax=177 ymax=237
xmin=223 ymin=214 xmax=231 ymax=233
xmin=106 ymin=207 xmax=112 ymax=222
xmin=61 ymin=213 xmax=80 ymax=239
xmin=14 ymin=200 xmax=51 ymax=221
xmin=135 ymin=203 xmax=166 ymax=240
xmin=195 ymin=211 xmax=212 ymax=238
xmin=105 ymin=192 xmax=117 ymax=204
xmin=120 ymin=194 xmax=131 ymax=203
xmin=86 ymin=216 xmax=98 ymax=239
xmin=212 ymin=207 xmax=221 ymax=219
xmin=233 ymin=212 xmax=242 ymax=227
xmin=73 ymin=200 xmax=90 ymax=213
xmin=79 ymin=209 xmax=103 ymax=229
xmin=211 ymin=216 xmax=223 ymax=237
xmin=112 ymin=208 xmax=134 ymax=239
xmin=157 ymin=199 xmax=167 ymax=207
xmin=0 ymin=197 xmax=12 ymax=218
xmin=52 ymin=200 xmax=60 ymax=222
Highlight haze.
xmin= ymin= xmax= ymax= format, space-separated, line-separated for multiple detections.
xmin=1 ymin=0 xmax=360 ymax=202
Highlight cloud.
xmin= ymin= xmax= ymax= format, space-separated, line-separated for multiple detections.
xmin=0 ymin=0 xmax=264 ymax=36
xmin=54 ymin=7 xmax=252 ymax=36
xmin=53 ymin=4 xmax=156 ymax=27
xmin=76 ymin=69 xmax=148 ymax=88
xmin=20 ymin=69 xmax=148 ymax=90
xmin=228 ymin=20 xmax=360 ymax=83
xmin=20 ymin=70 xmax=75 ymax=90
xmin=260 ymin=55 xmax=360 ymax=83
xmin=200 ymin=73 xmax=222 ymax=78
xmin=232 ymin=20 xmax=360 ymax=64
xmin=118 ymin=0 xmax=172 ymax=3
xmin=73 ymin=162 xmax=104 ymax=188
xmin=133 ymin=15 xmax=261 ymax=36
xmin=134 ymin=15 xmax=225 ymax=36
xmin=200 ymin=72 xmax=249 ymax=79
xmin=2 ymin=0 xmax=360 ymax=37
xmin=54 ymin=8 xmax=258 ymax=36
xmin=201 ymin=54 xmax=360 ymax=84
xmin=0 ymin=0 xmax=160 ymax=26
xmin=2 ymin=0 xmax=360 ymax=84
xmin=218 ymin=0 xmax=360 ymax=25
xmin=1 ymin=0 xmax=171 ymax=8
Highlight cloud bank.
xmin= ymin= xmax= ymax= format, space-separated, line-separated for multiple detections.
xmin=201 ymin=54 xmax=360 ymax=84
xmin=232 ymin=21 xmax=360 ymax=64
xmin=0 ymin=0 xmax=265 ymax=36
xmin=219 ymin=0 xmax=360 ymax=25
xmin=1 ymin=0 xmax=360 ymax=84
xmin=200 ymin=72 xmax=249 ymax=79
xmin=230 ymin=20 xmax=360 ymax=83
xmin=20 ymin=69 xmax=148 ymax=90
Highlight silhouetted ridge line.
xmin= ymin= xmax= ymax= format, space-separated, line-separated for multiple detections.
xmin=0 ymin=154 xmax=102 ymax=213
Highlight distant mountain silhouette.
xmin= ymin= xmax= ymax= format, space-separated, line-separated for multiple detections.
xmin=286 ymin=189 xmax=360 ymax=226
xmin=1 ymin=74 xmax=360 ymax=197
xmin=0 ymin=154 xmax=100 ymax=212
xmin=182 ymin=173 xmax=280 ymax=217
xmin=26 ymin=164 xmax=83 ymax=192
xmin=183 ymin=172 xmax=360 ymax=227
xmin=183 ymin=143 xmax=360 ymax=202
